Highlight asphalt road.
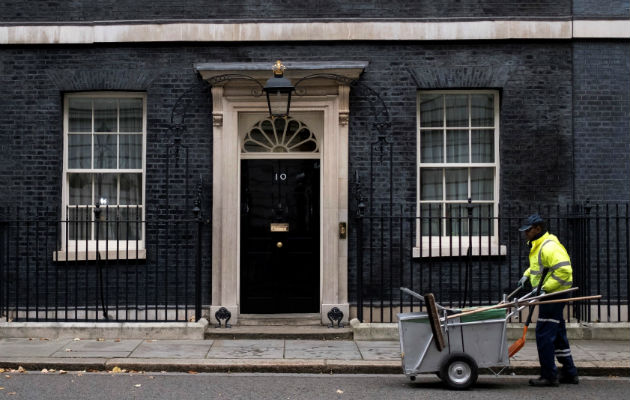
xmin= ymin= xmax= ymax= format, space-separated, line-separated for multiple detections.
xmin=0 ymin=372 xmax=628 ymax=399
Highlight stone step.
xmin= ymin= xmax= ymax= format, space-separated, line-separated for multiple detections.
xmin=205 ymin=325 xmax=353 ymax=340
xmin=237 ymin=313 xmax=322 ymax=326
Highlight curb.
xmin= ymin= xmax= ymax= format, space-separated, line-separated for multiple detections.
xmin=0 ymin=319 xmax=208 ymax=340
xmin=0 ymin=359 xmax=627 ymax=376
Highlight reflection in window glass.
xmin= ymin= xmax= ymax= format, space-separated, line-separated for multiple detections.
xmin=94 ymin=134 xmax=117 ymax=169
xmin=119 ymin=98 xmax=143 ymax=132
xmin=471 ymin=94 xmax=494 ymax=127
xmin=420 ymin=94 xmax=443 ymax=127
xmin=446 ymin=130 xmax=468 ymax=163
xmin=94 ymin=98 xmax=117 ymax=132
xmin=446 ymin=95 xmax=468 ymax=127
xmin=420 ymin=131 xmax=443 ymax=163
xmin=119 ymin=134 xmax=142 ymax=169
xmin=68 ymin=134 xmax=91 ymax=169
xmin=445 ymin=168 xmax=468 ymax=200
xmin=69 ymin=98 xmax=92 ymax=132
xmin=420 ymin=168 xmax=442 ymax=201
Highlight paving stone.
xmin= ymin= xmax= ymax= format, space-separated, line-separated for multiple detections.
xmin=285 ymin=340 xmax=362 ymax=360
xmin=0 ymin=338 xmax=69 ymax=357
xmin=130 ymin=340 xmax=213 ymax=358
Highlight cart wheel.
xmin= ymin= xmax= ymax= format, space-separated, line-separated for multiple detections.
xmin=439 ymin=353 xmax=478 ymax=390
xmin=409 ymin=376 xmax=416 ymax=381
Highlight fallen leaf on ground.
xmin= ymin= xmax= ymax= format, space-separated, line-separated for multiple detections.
xmin=5 ymin=375 xmax=11 ymax=379
xmin=114 ymin=339 xmax=121 ymax=342
xmin=17 ymin=367 xmax=26 ymax=373
xmin=111 ymin=367 xmax=122 ymax=373
xmin=187 ymin=371 xmax=198 ymax=375
xmin=41 ymin=369 xmax=49 ymax=374
xmin=39 ymin=338 xmax=49 ymax=341
xmin=65 ymin=348 xmax=72 ymax=352
xmin=336 ymin=389 xmax=344 ymax=394
xmin=134 ymin=384 xmax=141 ymax=387
xmin=59 ymin=370 xmax=67 ymax=375
xmin=96 ymin=338 xmax=105 ymax=342
xmin=0 ymin=387 xmax=4 ymax=390
xmin=0 ymin=369 xmax=4 ymax=373
xmin=8 ymin=392 xmax=16 ymax=395
xmin=148 ymin=376 xmax=154 ymax=379
xmin=73 ymin=338 xmax=81 ymax=341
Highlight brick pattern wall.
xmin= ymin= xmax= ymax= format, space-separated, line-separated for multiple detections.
xmin=573 ymin=0 xmax=630 ymax=18
xmin=573 ymin=42 xmax=630 ymax=202
xmin=0 ymin=0 xmax=571 ymax=22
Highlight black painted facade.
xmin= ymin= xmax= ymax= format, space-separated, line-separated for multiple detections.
xmin=0 ymin=1 xmax=629 ymax=318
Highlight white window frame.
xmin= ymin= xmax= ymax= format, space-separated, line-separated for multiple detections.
xmin=414 ymin=90 xmax=504 ymax=258
xmin=57 ymin=92 xmax=147 ymax=261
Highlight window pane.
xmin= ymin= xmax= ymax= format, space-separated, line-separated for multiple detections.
xmin=94 ymin=98 xmax=117 ymax=132
xmin=120 ymin=174 xmax=142 ymax=205
xmin=446 ymin=130 xmax=468 ymax=163
xmin=67 ymin=206 xmax=91 ymax=240
xmin=420 ymin=168 xmax=442 ymax=200
xmin=96 ymin=206 xmax=117 ymax=240
xmin=68 ymin=98 xmax=92 ymax=133
xmin=94 ymin=134 xmax=117 ymax=169
xmin=420 ymin=131 xmax=443 ymax=163
xmin=472 ymin=129 xmax=494 ymax=163
xmin=471 ymin=168 xmax=494 ymax=201
xmin=446 ymin=204 xmax=468 ymax=237
xmin=446 ymin=95 xmax=468 ymax=127
xmin=471 ymin=94 xmax=494 ymax=127
xmin=118 ymin=207 xmax=142 ymax=241
xmin=69 ymin=174 xmax=92 ymax=205
xmin=119 ymin=98 xmax=143 ymax=132
xmin=119 ymin=134 xmax=142 ymax=169
xmin=95 ymin=173 xmax=117 ymax=206
xmin=420 ymin=203 xmax=442 ymax=236
xmin=68 ymin=134 xmax=91 ymax=169
xmin=471 ymin=204 xmax=494 ymax=235
xmin=445 ymin=168 xmax=468 ymax=200
xmin=420 ymin=94 xmax=443 ymax=127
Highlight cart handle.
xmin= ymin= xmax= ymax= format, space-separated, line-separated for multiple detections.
xmin=400 ymin=287 xmax=449 ymax=311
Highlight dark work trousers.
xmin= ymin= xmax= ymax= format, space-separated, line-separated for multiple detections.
xmin=535 ymin=295 xmax=578 ymax=380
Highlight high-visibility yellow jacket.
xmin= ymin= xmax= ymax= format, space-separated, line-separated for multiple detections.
xmin=524 ymin=232 xmax=573 ymax=293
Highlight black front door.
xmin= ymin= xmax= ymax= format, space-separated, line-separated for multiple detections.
xmin=240 ymin=159 xmax=320 ymax=313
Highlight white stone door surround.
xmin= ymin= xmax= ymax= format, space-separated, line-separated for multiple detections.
xmin=196 ymin=61 xmax=368 ymax=324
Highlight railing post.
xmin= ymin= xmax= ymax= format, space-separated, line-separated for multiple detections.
xmin=356 ymin=201 xmax=365 ymax=322
xmin=193 ymin=204 xmax=202 ymax=322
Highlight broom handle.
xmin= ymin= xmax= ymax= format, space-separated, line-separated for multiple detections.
xmin=444 ymin=285 xmax=576 ymax=320
xmin=448 ymin=294 xmax=600 ymax=320
xmin=518 ymin=294 xmax=601 ymax=307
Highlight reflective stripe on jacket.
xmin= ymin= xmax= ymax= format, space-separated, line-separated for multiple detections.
xmin=524 ymin=232 xmax=573 ymax=293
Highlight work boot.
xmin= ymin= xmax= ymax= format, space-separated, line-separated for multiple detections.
xmin=528 ymin=377 xmax=559 ymax=387
xmin=558 ymin=373 xmax=579 ymax=384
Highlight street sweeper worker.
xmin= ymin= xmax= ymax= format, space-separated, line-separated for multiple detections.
xmin=516 ymin=213 xmax=579 ymax=387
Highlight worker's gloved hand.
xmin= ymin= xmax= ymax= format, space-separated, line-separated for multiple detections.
xmin=517 ymin=276 xmax=528 ymax=289
xmin=530 ymin=288 xmax=545 ymax=296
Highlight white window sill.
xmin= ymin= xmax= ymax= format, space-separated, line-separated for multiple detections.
xmin=53 ymin=249 xmax=146 ymax=262
xmin=413 ymin=241 xmax=507 ymax=258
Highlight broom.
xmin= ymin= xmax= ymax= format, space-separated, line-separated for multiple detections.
xmin=508 ymin=268 xmax=549 ymax=357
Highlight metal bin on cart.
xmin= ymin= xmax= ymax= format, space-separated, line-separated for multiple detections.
xmin=398 ymin=288 xmax=510 ymax=390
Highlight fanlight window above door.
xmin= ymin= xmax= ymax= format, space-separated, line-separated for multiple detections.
xmin=242 ymin=117 xmax=319 ymax=153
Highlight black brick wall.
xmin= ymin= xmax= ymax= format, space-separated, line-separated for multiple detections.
xmin=0 ymin=0 xmax=572 ymax=22
xmin=1 ymin=40 xmax=628 ymax=309
xmin=573 ymin=41 xmax=630 ymax=202
xmin=573 ymin=0 xmax=630 ymax=18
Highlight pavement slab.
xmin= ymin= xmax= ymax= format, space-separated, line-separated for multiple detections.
xmin=0 ymin=338 xmax=69 ymax=357
xmin=130 ymin=340 xmax=213 ymax=359
xmin=284 ymin=340 xmax=362 ymax=360
xmin=207 ymin=339 xmax=284 ymax=359
xmin=50 ymin=339 xmax=143 ymax=358
xmin=355 ymin=340 xmax=401 ymax=361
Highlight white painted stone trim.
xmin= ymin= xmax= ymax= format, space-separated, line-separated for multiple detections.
xmin=1 ymin=20 xmax=628 ymax=44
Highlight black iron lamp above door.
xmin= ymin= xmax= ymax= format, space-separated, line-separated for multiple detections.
xmin=263 ymin=60 xmax=295 ymax=118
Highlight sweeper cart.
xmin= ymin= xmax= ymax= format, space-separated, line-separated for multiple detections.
xmin=397 ymin=287 xmax=598 ymax=390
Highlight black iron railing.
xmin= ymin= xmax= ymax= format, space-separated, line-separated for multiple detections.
xmin=353 ymin=203 xmax=630 ymax=323
xmin=0 ymin=206 xmax=211 ymax=322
